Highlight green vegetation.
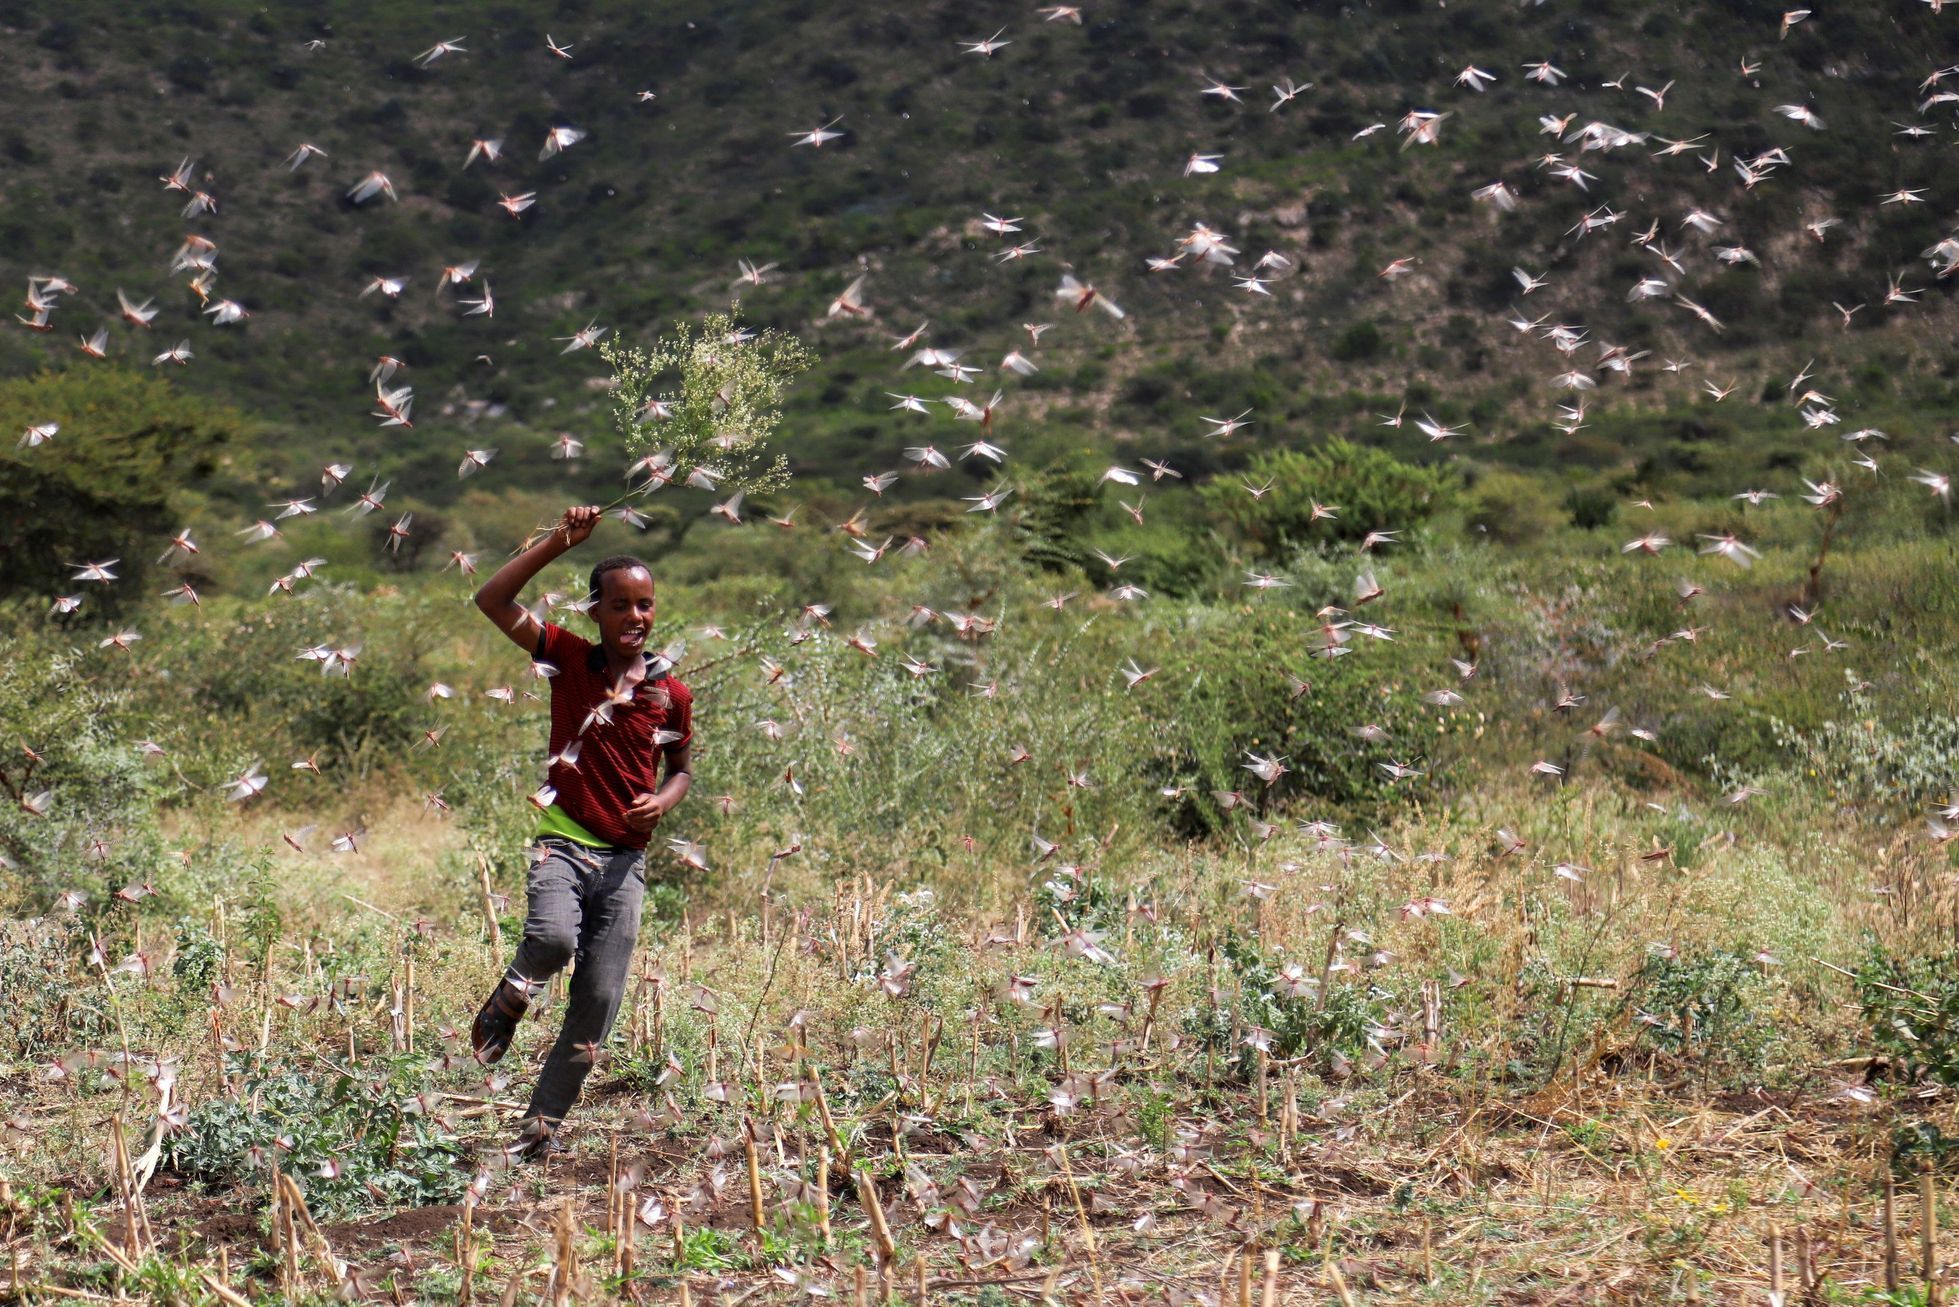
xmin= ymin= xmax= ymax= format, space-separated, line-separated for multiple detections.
xmin=601 ymin=308 xmax=813 ymax=499
xmin=1198 ymin=438 xmax=1454 ymax=553
xmin=0 ymin=511 xmax=1954 ymax=1307
xmin=164 ymin=1057 xmax=471 ymax=1219
xmin=0 ymin=0 xmax=1953 ymax=534
xmin=5 ymin=0 xmax=1959 ymax=1300
xmin=0 ymin=369 xmax=241 ymax=608
xmin=1860 ymin=945 xmax=1959 ymax=1091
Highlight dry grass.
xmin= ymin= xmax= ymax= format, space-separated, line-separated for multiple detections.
xmin=27 ymin=1077 xmax=1946 ymax=1304
xmin=5 ymin=784 xmax=1959 ymax=1304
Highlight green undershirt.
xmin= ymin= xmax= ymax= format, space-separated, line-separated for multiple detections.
xmin=534 ymin=803 xmax=611 ymax=849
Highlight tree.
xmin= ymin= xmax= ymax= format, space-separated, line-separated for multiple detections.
xmin=0 ymin=368 xmax=239 ymax=610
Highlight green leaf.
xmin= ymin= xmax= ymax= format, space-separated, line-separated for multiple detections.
xmin=601 ymin=309 xmax=814 ymax=500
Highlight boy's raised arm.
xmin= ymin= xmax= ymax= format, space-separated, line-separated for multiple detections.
xmin=474 ymin=505 xmax=599 ymax=651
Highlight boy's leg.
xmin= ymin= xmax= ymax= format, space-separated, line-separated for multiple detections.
xmin=523 ymin=847 xmax=647 ymax=1126
xmin=472 ymin=842 xmax=586 ymax=1063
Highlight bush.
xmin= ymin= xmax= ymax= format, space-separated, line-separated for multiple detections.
xmin=0 ymin=634 xmax=173 ymax=915
xmin=1144 ymin=600 xmax=1426 ymax=834
xmin=163 ymin=1055 xmax=470 ymax=1218
xmin=0 ymin=915 xmax=110 ymax=1061
xmin=1330 ymin=320 xmax=1385 ymax=363
xmin=1081 ymin=519 xmax=1225 ymax=599
xmin=1563 ymin=484 xmax=1620 ymax=531
xmin=1187 ymin=935 xmax=1391 ymax=1077
xmin=1013 ymin=467 xmax=1099 ymax=573
xmin=1628 ymin=948 xmax=1774 ymax=1075
xmin=1858 ymin=943 xmax=1959 ymax=1089
xmin=668 ymin=528 xmax=1428 ymax=875
xmin=1771 ymin=675 xmax=1959 ymax=806
xmin=1463 ymin=468 xmax=1563 ymax=545
xmin=685 ymin=598 xmax=1167 ymax=883
xmin=123 ymin=587 xmax=464 ymax=783
xmin=1199 ymin=439 xmax=1454 ymax=556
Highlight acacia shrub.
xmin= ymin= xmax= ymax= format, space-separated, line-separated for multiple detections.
xmin=1200 ymin=439 xmax=1454 ymax=557
xmin=1144 ymin=600 xmax=1427 ymax=836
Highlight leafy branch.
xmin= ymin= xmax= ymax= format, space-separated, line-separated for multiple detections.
xmin=599 ymin=308 xmax=814 ymax=500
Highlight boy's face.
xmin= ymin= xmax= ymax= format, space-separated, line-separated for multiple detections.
xmin=593 ymin=567 xmax=656 ymax=657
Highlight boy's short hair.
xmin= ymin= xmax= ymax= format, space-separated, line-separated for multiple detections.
xmin=588 ymin=555 xmax=653 ymax=605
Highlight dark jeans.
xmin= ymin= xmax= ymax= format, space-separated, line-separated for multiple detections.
xmin=505 ymin=837 xmax=646 ymax=1124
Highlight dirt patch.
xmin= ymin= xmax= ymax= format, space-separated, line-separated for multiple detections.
xmin=108 ymin=1199 xmax=258 ymax=1255
xmin=323 ymin=1202 xmax=524 ymax=1252
xmin=539 ymin=1134 xmax=697 ymax=1188
xmin=190 ymin=1210 xmax=260 ymax=1244
xmin=115 ymin=1188 xmax=530 ymax=1258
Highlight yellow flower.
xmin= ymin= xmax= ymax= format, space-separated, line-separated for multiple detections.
xmin=1655 ymin=1137 xmax=1671 ymax=1150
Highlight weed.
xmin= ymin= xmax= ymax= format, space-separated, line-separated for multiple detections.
xmin=1858 ymin=944 xmax=1959 ymax=1089
xmin=162 ymin=1055 xmax=469 ymax=1219
xmin=672 ymin=1223 xmax=748 ymax=1272
xmin=1630 ymin=948 xmax=1774 ymax=1076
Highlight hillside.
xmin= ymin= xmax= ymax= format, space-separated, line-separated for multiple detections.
xmin=2 ymin=0 xmax=1957 ymax=526
xmin=14 ymin=5 xmax=1959 ymax=1301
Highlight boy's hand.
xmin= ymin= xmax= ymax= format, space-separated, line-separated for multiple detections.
xmin=625 ymin=791 xmax=666 ymax=833
xmin=557 ymin=505 xmax=601 ymax=548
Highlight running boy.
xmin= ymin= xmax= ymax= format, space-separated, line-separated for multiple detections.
xmin=469 ymin=505 xmax=693 ymax=1157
